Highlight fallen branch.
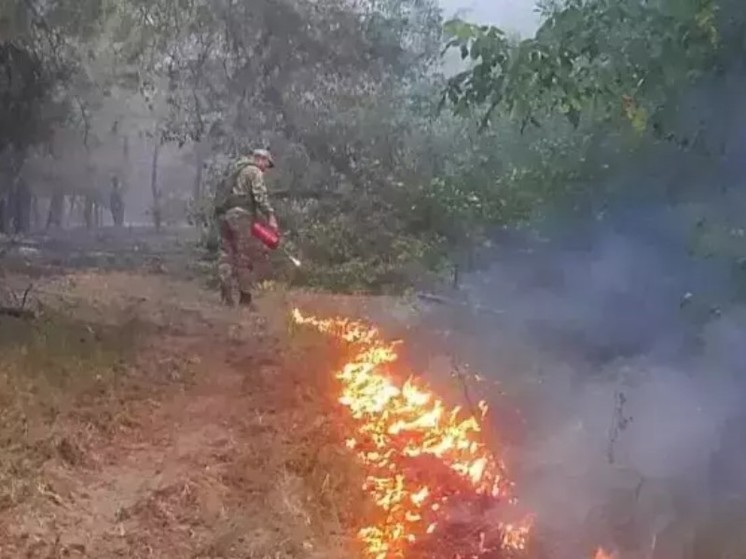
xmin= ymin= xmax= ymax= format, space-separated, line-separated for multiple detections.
xmin=0 ymin=282 xmax=36 ymax=318
xmin=0 ymin=306 xmax=36 ymax=319
xmin=451 ymin=358 xmax=481 ymax=427
xmin=12 ymin=283 xmax=33 ymax=309
xmin=416 ymin=292 xmax=504 ymax=316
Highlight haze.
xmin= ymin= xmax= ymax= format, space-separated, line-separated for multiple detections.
xmin=439 ymin=0 xmax=540 ymax=35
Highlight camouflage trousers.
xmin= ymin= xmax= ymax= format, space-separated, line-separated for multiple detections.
xmin=217 ymin=208 xmax=258 ymax=298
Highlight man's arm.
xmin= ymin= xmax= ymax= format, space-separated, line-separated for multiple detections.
xmin=240 ymin=166 xmax=276 ymax=225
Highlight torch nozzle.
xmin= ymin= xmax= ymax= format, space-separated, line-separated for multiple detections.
xmin=283 ymin=247 xmax=302 ymax=268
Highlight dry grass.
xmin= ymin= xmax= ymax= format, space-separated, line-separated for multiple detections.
xmin=0 ymin=271 xmax=372 ymax=558
xmin=268 ymin=312 xmax=370 ymax=556
xmin=0 ymin=310 xmax=144 ymax=511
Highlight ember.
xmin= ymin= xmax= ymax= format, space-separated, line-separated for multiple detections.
xmin=292 ymin=309 xmax=532 ymax=558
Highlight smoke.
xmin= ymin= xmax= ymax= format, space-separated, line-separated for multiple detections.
xmin=11 ymin=87 xmax=199 ymax=230
xmin=437 ymin=214 xmax=746 ymax=555
xmin=409 ymin=71 xmax=746 ymax=558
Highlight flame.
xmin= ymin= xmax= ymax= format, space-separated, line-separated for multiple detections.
xmin=594 ymin=548 xmax=614 ymax=559
xmin=292 ymin=309 xmax=532 ymax=558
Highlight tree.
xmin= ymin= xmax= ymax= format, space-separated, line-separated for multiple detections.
xmin=442 ymin=0 xmax=720 ymax=133
xmin=0 ymin=41 xmax=60 ymax=233
xmin=88 ymin=0 xmax=453 ymax=287
xmin=0 ymin=0 xmax=119 ymax=233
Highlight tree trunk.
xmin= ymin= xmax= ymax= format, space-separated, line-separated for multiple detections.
xmin=0 ymin=197 xmax=7 ymax=234
xmin=192 ymin=140 xmax=209 ymax=202
xmin=84 ymin=196 xmax=93 ymax=229
xmin=123 ymin=135 xmax=130 ymax=177
xmin=68 ymin=195 xmax=77 ymax=227
xmin=1 ymin=146 xmax=27 ymax=234
xmin=46 ymin=191 xmax=64 ymax=229
xmin=31 ymin=194 xmax=39 ymax=231
xmin=150 ymin=139 xmax=162 ymax=232
xmin=110 ymin=190 xmax=124 ymax=227
xmin=12 ymin=179 xmax=31 ymax=234
xmin=193 ymin=154 xmax=204 ymax=201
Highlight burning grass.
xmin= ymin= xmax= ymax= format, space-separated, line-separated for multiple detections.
xmin=291 ymin=308 xmax=532 ymax=559
xmin=290 ymin=307 xmax=746 ymax=559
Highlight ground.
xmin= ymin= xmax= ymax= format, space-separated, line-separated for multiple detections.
xmin=0 ymin=228 xmax=377 ymax=559
xmin=4 ymin=228 xmax=746 ymax=559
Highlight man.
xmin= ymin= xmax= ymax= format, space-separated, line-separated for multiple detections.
xmin=215 ymin=148 xmax=278 ymax=307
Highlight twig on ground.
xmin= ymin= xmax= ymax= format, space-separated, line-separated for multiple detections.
xmin=0 ymin=306 xmax=36 ymax=319
xmin=10 ymin=283 xmax=34 ymax=309
xmin=0 ymin=283 xmax=37 ymax=319
xmin=451 ymin=358 xmax=481 ymax=427
xmin=20 ymin=283 xmax=33 ymax=309
xmin=417 ymin=292 xmax=504 ymax=316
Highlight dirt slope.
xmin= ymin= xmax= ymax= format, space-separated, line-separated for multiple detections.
xmin=0 ymin=271 xmax=365 ymax=559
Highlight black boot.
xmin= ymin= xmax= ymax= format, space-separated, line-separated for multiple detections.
xmin=239 ymin=291 xmax=253 ymax=307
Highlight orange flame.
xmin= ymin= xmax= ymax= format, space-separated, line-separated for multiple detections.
xmin=292 ymin=309 xmax=532 ymax=558
xmin=594 ymin=548 xmax=614 ymax=559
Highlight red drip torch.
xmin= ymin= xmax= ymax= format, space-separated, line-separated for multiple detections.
xmin=251 ymin=221 xmax=280 ymax=250
xmin=250 ymin=220 xmax=301 ymax=267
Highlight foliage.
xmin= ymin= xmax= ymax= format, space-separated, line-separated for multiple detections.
xmin=442 ymin=0 xmax=721 ymax=133
xmin=78 ymin=0 xmax=449 ymax=288
xmin=0 ymin=43 xmax=56 ymax=157
xmin=437 ymin=0 xmax=746 ymax=311
xmin=2 ymin=0 xmax=745 ymax=292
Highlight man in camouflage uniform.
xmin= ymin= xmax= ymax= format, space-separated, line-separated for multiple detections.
xmin=214 ymin=148 xmax=278 ymax=307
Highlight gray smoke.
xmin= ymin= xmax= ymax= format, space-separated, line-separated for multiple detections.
xmin=411 ymin=70 xmax=746 ymax=558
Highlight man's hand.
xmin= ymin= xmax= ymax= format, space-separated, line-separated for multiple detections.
xmin=268 ymin=214 xmax=278 ymax=230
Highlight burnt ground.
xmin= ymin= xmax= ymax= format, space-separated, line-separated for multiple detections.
xmin=0 ymin=228 xmax=372 ymax=559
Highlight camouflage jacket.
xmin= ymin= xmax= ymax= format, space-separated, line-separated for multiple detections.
xmin=216 ymin=156 xmax=275 ymax=218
